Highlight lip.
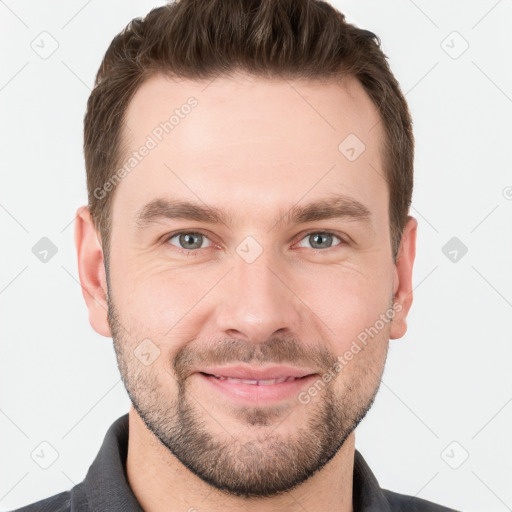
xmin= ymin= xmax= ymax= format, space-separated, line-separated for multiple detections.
xmin=197 ymin=365 xmax=316 ymax=380
xmin=195 ymin=367 xmax=319 ymax=405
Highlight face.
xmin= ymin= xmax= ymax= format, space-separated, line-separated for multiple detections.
xmin=77 ymin=72 xmax=416 ymax=498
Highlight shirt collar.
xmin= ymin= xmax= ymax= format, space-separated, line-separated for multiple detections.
xmin=82 ymin=413 xmax=391 ymax=511
xmin=83 ymin=413 xmax=143 ymax=511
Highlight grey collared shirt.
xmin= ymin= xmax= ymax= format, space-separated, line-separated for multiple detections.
xmin=12 ymin=413 xmax=460 ymax=511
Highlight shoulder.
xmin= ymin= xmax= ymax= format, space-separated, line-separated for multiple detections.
xmin=9 ymin=490 xmax=71 ymax=512
xmin=382 ymin=488 xmax=461 ymax=512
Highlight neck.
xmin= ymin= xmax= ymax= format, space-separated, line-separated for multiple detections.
xmin=126 ymin=406 xmax=355 ymax=512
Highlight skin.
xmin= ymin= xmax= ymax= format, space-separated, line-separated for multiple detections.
xmin=75 ymin=72 xmax=417 ymax=512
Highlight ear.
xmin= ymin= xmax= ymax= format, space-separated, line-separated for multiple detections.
xmin=390 ymin=216 xmax=417 ymax=340
xmin=74 ymin=206 xmax=111 ymax=337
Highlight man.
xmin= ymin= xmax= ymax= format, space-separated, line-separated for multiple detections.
xmin=14 ymin=0 xmax=460 ymax=510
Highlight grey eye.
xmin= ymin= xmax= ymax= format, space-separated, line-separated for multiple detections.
xmin=297 ymin=232 xmax=343 ymax=250
xmin=168 ymin=232 xmax=210 ymax=250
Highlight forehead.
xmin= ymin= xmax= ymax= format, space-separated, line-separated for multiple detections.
xmin=123 ymin=72 xmax=383 ymax=153
xmin=114 ymin=72 xmax=387 ymax=229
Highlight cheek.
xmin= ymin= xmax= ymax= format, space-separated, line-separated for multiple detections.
xmin=290 ymin=265 xmax=393 ymax=375
xmin=111 ymin=260 xmax=219 ymax=344
xmin=295 ymin=264 xmax=393 ymax=351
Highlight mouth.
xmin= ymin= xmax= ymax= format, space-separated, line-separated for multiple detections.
xmin=199 ymin=372 xmax=309 ymax=386
xmin=195 ymin=369 xmax=319 ymax=405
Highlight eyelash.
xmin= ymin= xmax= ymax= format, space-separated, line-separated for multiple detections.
xmin=163 ymin=230 xmax=347 ymax=257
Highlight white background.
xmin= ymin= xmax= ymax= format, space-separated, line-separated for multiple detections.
xmin=1 ymin=1 xmax=511 ymax=511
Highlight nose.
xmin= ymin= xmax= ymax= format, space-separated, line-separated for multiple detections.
xmin=214 ymin=249 xmax=303 ymax=344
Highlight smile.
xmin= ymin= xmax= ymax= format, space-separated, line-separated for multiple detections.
xmin=203 ymin=373 xmax=305 ymax=385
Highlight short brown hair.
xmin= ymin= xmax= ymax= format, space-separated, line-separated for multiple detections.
xmin=84 ymin=0 xmax=414 ymax=266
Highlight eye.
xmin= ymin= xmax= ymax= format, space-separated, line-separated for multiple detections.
xmin=166 ymin=231 xmax=212 ymax=252
xmin=163 ymin=230 xmax=346 ymax=255
xmin=296 ymin=231 xmax=345 ymax=250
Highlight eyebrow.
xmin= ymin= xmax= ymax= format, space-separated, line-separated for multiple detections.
xmin=134 ymin=194 xmax=373 ymax=231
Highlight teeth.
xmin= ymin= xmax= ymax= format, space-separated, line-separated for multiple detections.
xmin=213 ymin=375 xmax=298 ymax=385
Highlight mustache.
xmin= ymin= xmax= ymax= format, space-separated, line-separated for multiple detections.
xmin=172 ymin=336 xmax=338 ymax=382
